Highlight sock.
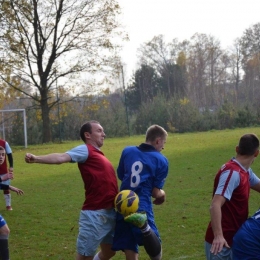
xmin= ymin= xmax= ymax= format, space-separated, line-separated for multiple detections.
xmin=4 ymin=194 xmax=11 ymax=207
xmin=93 ymin=252 xmax=101 ymax=260
xmin=141 ymin=224 xmax=162 ymax=258
xmin=0 ymin=238 xmax=9 ymax=260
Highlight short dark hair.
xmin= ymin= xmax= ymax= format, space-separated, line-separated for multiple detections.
xmin=145 ymin=125 xmax=168 ymax=142
xmin=80 ymin=120 xmax=100 ymax=142
xmin=237 ymin=133 xmax=259 ymax=155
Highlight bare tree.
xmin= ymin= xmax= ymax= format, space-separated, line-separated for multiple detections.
xmin=186 ymin=33 xmax=227 ymax=108
xmin=240 ymin=23 xmax=260 ymax=104
xmin=137 ymin=35 xmax=187 ymax=97
xmin=0 ymin=0 xmax=124 ymax=142
xmin=229 ymin=38 xmax=243 ymax=105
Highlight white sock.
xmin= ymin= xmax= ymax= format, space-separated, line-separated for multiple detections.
xmin=93 ymin=252 xmax=101 ymax=260
xmin=4 ymin=194 xmax=11 ymax=207
xmin=141 ymin=223 xmax=151 ymax=233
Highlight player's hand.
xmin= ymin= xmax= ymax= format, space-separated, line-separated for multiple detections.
xmin=9 ymin=167 xmax=13 ymax=173
xmin=210 ymin=235 xmax=230 ymax=255
xmin=9 ymin=186 xmax=24 ymax=195
xmin=1 ymin=173 xmax=14 ymax=181
xmin=153 ymin=197 xmax=164 ymax=205
xmin=153 ymin=195 xmax=165 ymax=205
xmin=25 ymin=153 xmax=36 ymax=163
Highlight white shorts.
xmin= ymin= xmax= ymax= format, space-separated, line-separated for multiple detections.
xmin=205 ymin=241 xmax=232 ymax=260
xmin=76 ymin=209 xmax=116 ymax=256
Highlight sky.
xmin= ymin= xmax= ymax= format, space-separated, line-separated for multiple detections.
xmin=117 ymin=0 xmax=260 ymax=80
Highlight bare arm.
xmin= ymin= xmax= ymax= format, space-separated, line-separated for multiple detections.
xmin=209 ymin=194 xmax=230 ymax=255
xmin=25 ymin=153 xmax=71 ymax=164
xmin=250 ymin=181 xmax=260 ymax=192
xmin=9 ymin=185 xmax=24 ymax=195
xmin=152 ymin=188 xmax=166 ymax=205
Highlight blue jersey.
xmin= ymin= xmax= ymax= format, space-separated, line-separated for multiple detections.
xmin=117 ymin=143 xmax=168 ymax=220
xmin=0 ymin=215 xmax=7 ymax=228
xmin=233 ymin=208 xmax=260 ymax=259
xmin=112 ymin=143 xmax=169 ymax=253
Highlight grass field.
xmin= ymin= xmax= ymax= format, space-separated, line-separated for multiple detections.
xmin=3 ymin=127 xmax=260 ymax=259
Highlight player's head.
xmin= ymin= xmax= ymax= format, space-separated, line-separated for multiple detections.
xmin=0 ymin=146 xmax=6 ymax=165
xmin=145 ymin=125 xmax=168 ymax=152
xmin=80 ymin=120 xmax=105 ymax=147
xmin=236 ymin=133 xmax=259 ymax=156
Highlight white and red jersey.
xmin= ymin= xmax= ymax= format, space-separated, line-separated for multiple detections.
xmin=205 ymin=158 xmax=260 ymax=246
xmin=0 ymin=139 xmax=11 ymax=175
xmin=66 ymin=144 xmax=118 ymax=210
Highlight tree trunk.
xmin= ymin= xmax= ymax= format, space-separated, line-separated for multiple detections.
xmin=40 ymin=80 xmax=52 ymax=143
xmin=41 ymin=99 xmax=52 ymax=143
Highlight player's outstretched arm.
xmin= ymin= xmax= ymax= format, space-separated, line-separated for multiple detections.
xmin=9 ymin=185 xmax=24 ymax=195
xmin=25 ymin=153 xmax=71 ymax=164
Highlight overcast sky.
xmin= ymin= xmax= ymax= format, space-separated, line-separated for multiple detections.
xmin=117 ymin=0 xmax=260 ymax=79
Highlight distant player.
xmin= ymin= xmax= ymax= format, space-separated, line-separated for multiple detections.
xmin=0 ymin=146 xmax=23 ymax=260
xmin=112 ymin=124 xmax=169 ymax=260
xmin=0 ymin=139 xmax=14 ymax=210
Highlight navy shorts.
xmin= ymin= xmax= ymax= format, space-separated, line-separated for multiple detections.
xmin=112 ymin=217 xmax=160 ymax=253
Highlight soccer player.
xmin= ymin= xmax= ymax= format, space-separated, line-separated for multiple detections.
xmin=112 ymin=124 xmax=169 ymax=260
xmin=232 ymin=208 xmax=260 ymax=259
xmin=205 ymin=133 xmax=260 ymax=260
xmin=0 ymin=146 xmax=23 ymax=260
xmin=25 ymin=120 xmax=118 ymax=260
xmin=0 ymin=139 xmax=14 ymax=210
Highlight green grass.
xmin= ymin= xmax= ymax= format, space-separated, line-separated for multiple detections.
xmin=4 ymin=127 xmax=260 ymax=259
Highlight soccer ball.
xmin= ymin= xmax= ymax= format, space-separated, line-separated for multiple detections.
xmin=114 ymin=190 xmax=139 ymax=216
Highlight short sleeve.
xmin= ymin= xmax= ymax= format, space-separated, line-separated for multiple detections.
xmin=66 ymin=144 xmax=89 ymax=163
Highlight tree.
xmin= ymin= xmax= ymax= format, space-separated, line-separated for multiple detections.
xmin=240 ymin=23 xmax=260 ymax=104
xmin=126 ymin=64 xmax=159 ymax=111
xmin=0 ymin=0 xmax=124 ymax=142
xmin=186 ymin=33 xmax=227 ymax=108
xmin=138 ymin=35 xmax=187 ymax=97
xmin=229 ymin=38 xmax=243 ymax=105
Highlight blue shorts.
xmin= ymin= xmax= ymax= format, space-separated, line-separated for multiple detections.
xmin=76 ymin=209 xmax=116 ymax=257
xmin=0 ymin=215 xmax=7 ymax=228
xmin=205 ymin=241 xmax=232 ymax=260
xmin=112 ymin=215 xmax=160 ymax=253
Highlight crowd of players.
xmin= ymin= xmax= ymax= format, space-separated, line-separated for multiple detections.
xmin=1 ymin=121 xmax=260 ymax=260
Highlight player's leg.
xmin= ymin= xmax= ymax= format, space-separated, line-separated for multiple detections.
xmin=93 ymin=208 xmax=117 ymax=260
xmin=142 ymin=225 xmax=162 ymax=260
xmin=93 ymin=243 xmax=115 ymax=260
xmin=4 ymin=190 xmax=12 ymax=210
xmin=125 ymin=213 xmax=162 ymax=260
xmin=1 ymin=179 xmax=12 ymax=211
xmin=124 ymin=249 xmax=138 ymax=260
xmin=0 ymin=216 xmax=10 ymax=260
